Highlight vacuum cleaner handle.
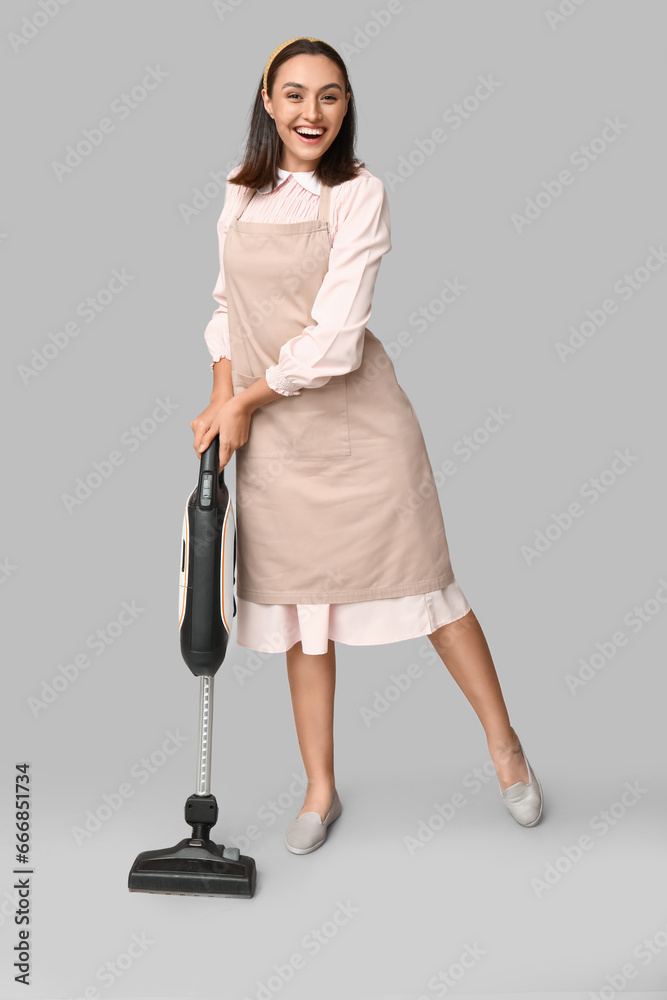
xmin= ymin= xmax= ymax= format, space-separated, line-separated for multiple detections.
xmin=199 ymin=433 xmax=221 ymax=484
xmin=197 ymin=434 xmax=225 ymax=513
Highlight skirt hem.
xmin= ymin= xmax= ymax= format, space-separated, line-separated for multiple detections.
xmin=234 ymin=580 xmax=472 ymax=655
xmin=236 ymin=571 xmax=456 ymax=605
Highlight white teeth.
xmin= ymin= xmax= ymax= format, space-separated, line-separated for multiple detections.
xmin=296 ymin=127 xmax=324 ymax=136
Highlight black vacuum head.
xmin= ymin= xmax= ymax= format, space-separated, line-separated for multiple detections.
xmin=128 ymin=838 xmax=257 ymax=898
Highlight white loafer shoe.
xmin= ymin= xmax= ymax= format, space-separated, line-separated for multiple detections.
xmin=285 ymin=788 xmax=342 ymax=854
xmin=499 ymin=744 xmax=544 ymax=827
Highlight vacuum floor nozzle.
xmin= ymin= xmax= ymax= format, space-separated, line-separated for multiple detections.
xmin=128 ymin=790 xmax=257 ymax=898
xmin=128 ymin=838 xmax=257 ymax=898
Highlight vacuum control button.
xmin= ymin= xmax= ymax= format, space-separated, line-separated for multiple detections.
xmin=200 ymin=472 xmax=213 ymax=506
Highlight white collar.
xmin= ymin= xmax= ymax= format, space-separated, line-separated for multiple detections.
xmin=256 ymin=168 xmax=321 ymax=196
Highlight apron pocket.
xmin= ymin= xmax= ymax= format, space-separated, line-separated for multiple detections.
xmin=232 ymin=371 xmax=351 ymax=459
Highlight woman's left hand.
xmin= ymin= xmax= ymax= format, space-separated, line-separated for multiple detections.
xmin=190 ymin=397 xmax=252 ymax=470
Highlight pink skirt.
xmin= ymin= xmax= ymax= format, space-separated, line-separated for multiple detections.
xmin=235 ymin=580 xmax=472 ymax=655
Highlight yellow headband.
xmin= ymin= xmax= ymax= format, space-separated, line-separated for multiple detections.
xmin=263 ymin=37 xmax=323 ymax=93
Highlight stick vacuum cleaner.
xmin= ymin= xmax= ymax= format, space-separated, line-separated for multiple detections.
xmin=128 ymin=436 xmax=257 ymax=897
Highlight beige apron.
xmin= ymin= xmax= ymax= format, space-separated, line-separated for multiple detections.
xmin=222 ymin=179 xmax=456 ymax=604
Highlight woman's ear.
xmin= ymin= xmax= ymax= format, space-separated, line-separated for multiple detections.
xmin=261 ymin=89 xmax=274 ymax=119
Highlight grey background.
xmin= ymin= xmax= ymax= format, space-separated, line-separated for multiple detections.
xmin=1 ymin=0 xmax=666 ymax=997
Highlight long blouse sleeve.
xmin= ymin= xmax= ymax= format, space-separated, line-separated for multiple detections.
xmin=265 ymin=174 xmax=392 ymax=396
xmin=203 ymin=267 xmax=231 ymax=370
xmin=203 ymin=174 xmax=238 ymax=371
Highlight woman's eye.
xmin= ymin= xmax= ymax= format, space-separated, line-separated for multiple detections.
xmin=286 ymin=93 xmax=336 ymax=101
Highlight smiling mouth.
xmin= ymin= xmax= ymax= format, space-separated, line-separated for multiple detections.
xmin=293 ymin=127 xmax=327 ymax=142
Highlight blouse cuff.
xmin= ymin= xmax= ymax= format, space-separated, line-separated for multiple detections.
xmin=209 ymin=352 xmax=232 ymax=372
xmin=266 ymin=365 xmax=302 ymax=397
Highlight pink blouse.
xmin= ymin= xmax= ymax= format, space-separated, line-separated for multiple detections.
xmin=203 ymin=165 xmax=392 ymax=396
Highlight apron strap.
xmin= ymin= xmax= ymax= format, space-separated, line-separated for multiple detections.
xmin=318 ymin=181 xmax=332 ymax=223
xmin=233 ymin=187 xmax=257 ymax=222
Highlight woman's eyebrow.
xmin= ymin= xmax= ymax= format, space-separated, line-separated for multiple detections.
xmin=280 ymin=82 xmax=343 ymax=92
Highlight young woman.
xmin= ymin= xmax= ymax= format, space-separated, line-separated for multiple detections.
xmin=190 ymin=37 xmax=543 ymax=854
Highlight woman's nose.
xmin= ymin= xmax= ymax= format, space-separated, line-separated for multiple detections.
xmin=302 ymin=101 xmax=322 ymax=120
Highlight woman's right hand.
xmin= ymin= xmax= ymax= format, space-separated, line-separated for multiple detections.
xmin=190 ymin=396 xmax=232 ymax=469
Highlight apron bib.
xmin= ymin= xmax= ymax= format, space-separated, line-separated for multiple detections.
xmin=223 ymin=179 xmax=456 ymax=604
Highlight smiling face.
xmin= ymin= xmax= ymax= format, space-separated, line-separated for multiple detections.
xmin=262 ymin=53 xmax=350 ymax=172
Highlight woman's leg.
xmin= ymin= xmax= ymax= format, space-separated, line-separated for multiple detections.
xmin=428 ymin=608 xmax=530 ymax=790
xmin=285 ymin=638 xmax=337 ymax=822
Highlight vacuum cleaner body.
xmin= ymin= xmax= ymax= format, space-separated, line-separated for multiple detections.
xmin=128 ymin=438 xmax=257 ymax=898
xmin=178 ymin=461 xmax=236 ymax=677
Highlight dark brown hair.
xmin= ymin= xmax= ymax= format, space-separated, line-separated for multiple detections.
xmin=229 ymin=38 xmax=365 ymax=190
